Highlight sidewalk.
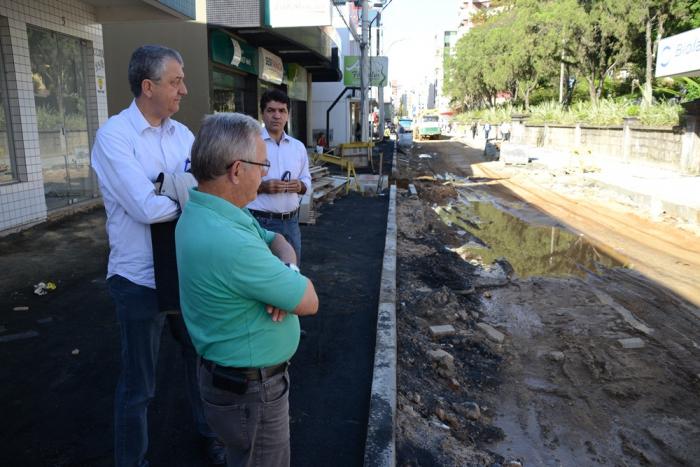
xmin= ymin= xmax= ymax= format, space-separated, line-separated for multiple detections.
xmin=460 ymin=133 xmax=700 ymax=227
xmin=0 ymin=190 xmax=389 ymax=466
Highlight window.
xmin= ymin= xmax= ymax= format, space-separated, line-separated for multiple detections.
xmin=28 ymin=26 xmax=92 ymax=209
xmin=211 ymin=70 xmax=245 ymax=113
xmin=0 ymin=35 xmax=15 ymax=184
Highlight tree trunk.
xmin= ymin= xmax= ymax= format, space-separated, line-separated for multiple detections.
xmin=525 ymin=87 xmax=530 ymax=111
xmin=643 ymin=16 xmax=654 ymax=107
xmin=586 ymin=75 xmax=597 ymax=105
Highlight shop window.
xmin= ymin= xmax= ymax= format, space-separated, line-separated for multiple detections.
xmin=28 ymin=27 xmax=92 ymax=210
xmin=0 ymin=36 xmax=15 ymax=184
xmin=212 ymin=70 xmax=244 ymax=113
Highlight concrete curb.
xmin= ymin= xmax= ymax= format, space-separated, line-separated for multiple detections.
xmin=587 ymin=178 xmax=700 ymax=225
xmin=363 ymin=182 xmax=397 ymax=467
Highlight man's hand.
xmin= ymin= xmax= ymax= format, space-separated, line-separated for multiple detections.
xmin=285 ymin=179 xmax=305 ymax=194
xmin=258 ymin=179 xmax=305 ymax=194
xmin=266 ymin=304 xmax=287 ymax=322
xmin=258 ymin=179 xmax=288 ymax=194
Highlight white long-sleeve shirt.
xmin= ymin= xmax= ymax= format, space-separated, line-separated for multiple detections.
xmin=91 ymin=100 xmax=194 ymax=288
xmin=247 ymin=128 xmax=312 ymax=214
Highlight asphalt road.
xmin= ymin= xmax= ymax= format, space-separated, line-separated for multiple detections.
xmin=0 ymin=189 xmax=388 ymax=466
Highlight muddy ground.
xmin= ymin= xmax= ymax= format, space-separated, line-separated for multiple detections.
xmin=394 ymin=139 xmax=700 ymax=466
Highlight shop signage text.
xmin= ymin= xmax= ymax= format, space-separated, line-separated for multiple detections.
xmin=343 ymin=56 xmax=389 ymax=87
xmin=266 ymin=0 xmax=331 ymax=27
xmin=259 ymin=48 xmax=284 ymax=85
xmin=656 ymin=27 xmax=700 ymax=78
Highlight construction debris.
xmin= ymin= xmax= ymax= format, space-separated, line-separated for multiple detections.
xmin=300 ymin=161 xmax=349 ymax=224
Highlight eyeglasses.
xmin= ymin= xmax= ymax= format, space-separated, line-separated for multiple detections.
xmin=226 ymin=159 xmax=271 ymax=175
xmin=149 ymin=76 xmax=184 ymax=89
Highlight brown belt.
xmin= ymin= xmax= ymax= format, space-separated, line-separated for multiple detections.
xmin=201 ymin=358 xmax=288 ymax=381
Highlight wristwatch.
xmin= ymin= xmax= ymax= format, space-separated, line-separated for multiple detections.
xmin=285 ymin=263 xmax=300 ymax=273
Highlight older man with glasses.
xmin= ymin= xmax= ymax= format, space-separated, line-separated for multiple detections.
xmin=175 ymin=112 xmax=318 ymax=467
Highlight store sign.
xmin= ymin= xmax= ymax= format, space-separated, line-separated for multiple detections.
xmin=210 ymin=30 xmax=258 ymax=75
xmin=343 ymin=56 xmax=389 ymax=87
xmin=284 ymin=63 xmax=308 ymax=101
xmin=266 ymin=0 xmax=331 ymax=27
xmin=259 ymin=48 xmax=284 ymax=85
xmin=656 ymin=27 xmax=700 ymax=78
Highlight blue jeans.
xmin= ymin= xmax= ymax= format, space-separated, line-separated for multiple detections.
xmin=255 ymin=217 xmax=302 ymax=264
xmin=108 ymin=275 xmax=214 ymax=467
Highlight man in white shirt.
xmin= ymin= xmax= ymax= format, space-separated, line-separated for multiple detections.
xmin=247 ymin=89 xmax=311 ymax=262
xmin=91 ymin=45 xmax=222 ymax=467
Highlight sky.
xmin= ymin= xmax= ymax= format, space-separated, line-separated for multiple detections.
xmin=379 ymin=0 xmax=459 ymax=89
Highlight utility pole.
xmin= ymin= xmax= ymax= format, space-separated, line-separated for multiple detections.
xmin=360 ymin=0 xmax=370 ymax=141
xmin=376 ymin=11 xmax=384 ymax=139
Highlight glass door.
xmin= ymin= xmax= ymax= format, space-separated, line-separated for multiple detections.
xmin=28 ymin=27 xmax=93 ymax=210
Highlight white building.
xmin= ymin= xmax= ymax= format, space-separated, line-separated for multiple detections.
xmin=0 ymin=0 xmax=115 ymax=234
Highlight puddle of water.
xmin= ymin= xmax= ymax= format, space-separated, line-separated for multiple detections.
xmin=436 ymin=201 xmax=626 ymax=278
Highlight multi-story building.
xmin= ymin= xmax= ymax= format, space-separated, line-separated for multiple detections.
xmin=0 ymin=0 xmax=341 ymax=235
xmin=457 ymin=0 xmax=491 ymax=37
xmin=434 ymin=30 xmax=457 ymax=112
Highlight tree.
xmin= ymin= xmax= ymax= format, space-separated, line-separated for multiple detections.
xmin=567 ymin=0 xmax=634 ymax=104
xmin=627 ymin=1 xmax=696 ymax=107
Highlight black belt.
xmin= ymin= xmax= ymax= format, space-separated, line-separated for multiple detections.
xmin=250 ymin=208 xmax=299 ymax=220
xmin=201 ymin=358 xmax=288 ymax=381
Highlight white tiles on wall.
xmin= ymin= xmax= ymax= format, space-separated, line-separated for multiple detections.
xmin=0 ymin=0 xmax=107 ymax=233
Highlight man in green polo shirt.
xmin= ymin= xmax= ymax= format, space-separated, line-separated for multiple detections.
xmin=175 ymin=112 xmax=318 ymax=467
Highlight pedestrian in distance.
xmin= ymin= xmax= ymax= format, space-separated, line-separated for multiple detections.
xmin=500 ymin=121 xmax=511 ymax=141
xmin=471 ymin=121 xmax=478 ymax=139
xmin=90 ymin=45 xmax=225 ymax=467
xmin=176 ymin=112 xmax=319 ymax=467
xmin=483 ymin=122 xmax=491 ymax=141
xmin=247 ymin=89 xmax=311 ymax=263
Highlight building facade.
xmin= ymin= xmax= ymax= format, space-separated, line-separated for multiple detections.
xmin=103 ymin=0 xmax=341 ymax=144
xmin=0 ymin=0 xmax=339 ymax=235
xmin=0 ymin=0 xmax=109 ymax=233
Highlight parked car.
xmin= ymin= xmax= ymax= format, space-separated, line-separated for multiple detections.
xmin=397 ymin=118 xmax=413 ymax=134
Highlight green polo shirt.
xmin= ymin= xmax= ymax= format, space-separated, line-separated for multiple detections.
xmin=175 ymin=188 xmax=308 ymax=368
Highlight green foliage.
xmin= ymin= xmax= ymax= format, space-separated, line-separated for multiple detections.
xmin=654 ymin=77 xmax=700 ymax=102
xmin=453 ymin=99 xmax=683 ymax=127
xmin=444 ymin=0 xmax=698 ymax=110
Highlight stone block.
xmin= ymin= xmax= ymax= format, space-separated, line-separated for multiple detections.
xmin=429 ymin=324 xmax=456 ymax=338
xmin=499 ymin=144 xmax=529 ymax=165
xmin=476 ymin=322 xmax=505 ymax=343
xmin=618 ymin=337 xmax=645 ymax=349
xmin=427 ymin=348 xmax=454 ymax=366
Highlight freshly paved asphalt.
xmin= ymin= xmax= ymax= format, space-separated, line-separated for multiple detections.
xmin=0 ymin=189 xmax=388 ymax=466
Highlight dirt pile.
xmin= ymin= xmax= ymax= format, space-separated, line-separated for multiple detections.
xmin=394 ymin=140 xmax=700 ymax=466
xmin=396 ymin=190 xmax=511 ymax=466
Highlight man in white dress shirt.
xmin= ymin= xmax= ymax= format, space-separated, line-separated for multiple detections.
xmin=91 ymin=45 xmax=222 ymax=467
xmin=247 ymin=89 xmax=311 ymax=263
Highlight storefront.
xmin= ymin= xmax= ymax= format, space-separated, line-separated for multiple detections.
xmin=209 ymin=29 xmax=259 ymax=117
xmin=209 ymin=28 xmax=311 ymax=141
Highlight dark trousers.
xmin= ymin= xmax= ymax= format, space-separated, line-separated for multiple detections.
xmin=198 ymin=361 xmax=291 ymax=467
xmin=108 ymin=275 xmax=214 ymax=467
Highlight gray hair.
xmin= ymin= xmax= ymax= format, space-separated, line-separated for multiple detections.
xmin=128 ymin=45 xmax=183 ymax=98
xmin=190 ymin=113 xmax=261 ymax=182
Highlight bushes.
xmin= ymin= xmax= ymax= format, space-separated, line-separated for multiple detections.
xmin=454 ymin=99 xmax=683 ymax=127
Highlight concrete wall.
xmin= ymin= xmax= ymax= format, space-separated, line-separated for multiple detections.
xmin=514 ymin=121 xmax=688 ymax=173
xmin=0 ymin=0 xmax=108 ymax=234
xmin=102 ymin=20 xmax=210 ymax=133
